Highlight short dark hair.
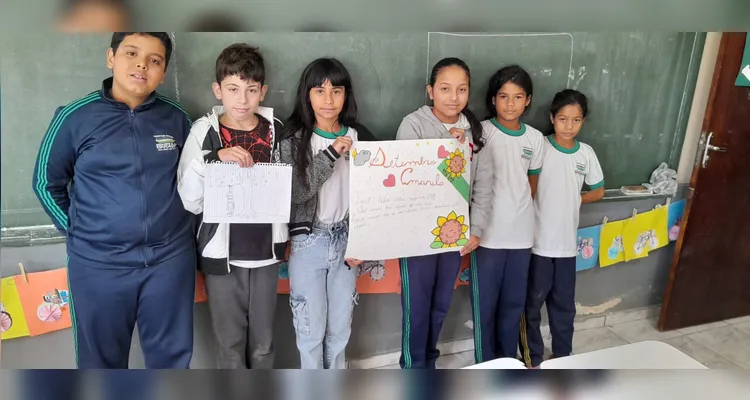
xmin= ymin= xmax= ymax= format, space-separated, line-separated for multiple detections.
xmin=215 ymin=43 xmax=265 ymax=84
xmin=110 ymin=32 xmax=172 ymax=70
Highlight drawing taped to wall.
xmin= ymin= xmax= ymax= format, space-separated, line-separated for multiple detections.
xmin=0 ymin=302 xmax=12 ymax=332
xmin=668 ymin=199 xmax=686 ymax=242
xmin=649 ymin=204 xmax=669 ymax=251
xmin=609 ymin=236 xmax=624 ymax=260
xmin=37 ymin=303 xmax=63 ymax=323
xmin=576 ymin=224 xmax=602 ymax=271
xmin=579 ymin=238 xmax=596 ymax=259
xmin=36 ymin=288 xmax=69 ymax=323
xmin=633 ymin=232 xmax=650 ymax=257
xmin=0 ymin=277 xmax=30 ymax=339
xmin=13 ymin=269 xmax=72 ymax=336
xmin=599 ymin=219 xmax=626 ymax=268
xmin=622 ymin=210 xmax=655 ymax=261
xmin=358 ymin=260 xmax=386 ymax=281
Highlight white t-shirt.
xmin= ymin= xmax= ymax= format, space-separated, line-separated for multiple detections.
xmin=441 ymin=113 xmax=468 ymax=133
xmin=230 ymin=259 xmax=275 ymax=268
xmin=313 ymin=126 xmax=357 ymax=224
xmin=532 ymin=136 xmax=604 ymax=258
xmin=480 ymin=119 xmax=545 ymax=249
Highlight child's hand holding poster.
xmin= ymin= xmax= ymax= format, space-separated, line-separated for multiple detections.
xmin=346 ymin=139 xmax=471 ymax=260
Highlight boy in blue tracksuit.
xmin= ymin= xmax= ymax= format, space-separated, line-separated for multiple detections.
xmin=32 ymin=32 xmax=196 ymax=369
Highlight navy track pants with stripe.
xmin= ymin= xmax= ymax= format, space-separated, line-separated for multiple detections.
xmin=520 ymin=254 xmax=577 ymax=367
xmin=469 ymin=247 xmax=531 ymax=363
xmin=67 ymin=248 xmax=196 ymax=369
xmin=23 ymin=370 xmax=155 ymax=400
xmin=399 ymin=252 xmax=462 ymax=369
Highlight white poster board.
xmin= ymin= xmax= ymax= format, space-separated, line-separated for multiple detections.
xmin=346 ymin=139 xmax=472 ymax=260
xmin=203 ymin=163 xmax=292 ymax=224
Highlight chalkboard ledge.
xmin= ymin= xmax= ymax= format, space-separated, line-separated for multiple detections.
xmin=599 ymin=189 xmax=673 ymax=203
xmin=1 ymin=185 xmax=690 ymax=247
xmin=1 ymin=225 xmax=65 ymax=247
xmin=596 ymin=184 xmax=688 ymax=203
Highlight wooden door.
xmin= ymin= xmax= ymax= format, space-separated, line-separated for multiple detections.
xmin=659 ymin=32 xmax=750 ymax=331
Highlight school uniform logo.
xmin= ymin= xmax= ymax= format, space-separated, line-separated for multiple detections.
xmin=575 ymin=162 xmax=587 ymax=175
xmin=154 ymin=135 xmax=177 ymax=152
xmin=522 ymin=146 xmax=533 ymax=160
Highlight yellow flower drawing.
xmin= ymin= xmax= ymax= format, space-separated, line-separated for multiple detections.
xmin=444 ymin=149 xmax=467 ymax=179
xmin=430 ymin=211 xmax=469 ymax=249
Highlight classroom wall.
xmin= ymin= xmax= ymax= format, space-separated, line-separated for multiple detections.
xmin=0 ymin=192 xmax=682 ymax=369
xmin=0 ymin=33 xmax=718 ymax=369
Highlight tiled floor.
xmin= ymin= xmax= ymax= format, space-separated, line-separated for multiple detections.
xmin=375 ymin=309 xmax=750 ymax=369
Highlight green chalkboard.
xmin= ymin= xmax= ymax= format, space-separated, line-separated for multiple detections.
xmin=0 ymin=32 xmax=704 ymax=229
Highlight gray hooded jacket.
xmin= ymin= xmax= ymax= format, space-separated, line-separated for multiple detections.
xmin=395 ymin=106 xmax=494 ymax=238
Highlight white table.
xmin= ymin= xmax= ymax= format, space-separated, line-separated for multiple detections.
xmin=464 ymin=341 xmax=708 ymax=369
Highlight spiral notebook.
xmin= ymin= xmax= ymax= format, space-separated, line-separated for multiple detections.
xmin=203 ymin=162 xmax=293 ymax=224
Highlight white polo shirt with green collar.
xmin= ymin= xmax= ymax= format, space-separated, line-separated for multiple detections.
xmin=532 ymin=135 xmax=604 ymax=258
xmin=480 ymin=118 xmax=545 ymax=250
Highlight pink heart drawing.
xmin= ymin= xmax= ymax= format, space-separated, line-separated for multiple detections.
xmin=437 ymin=145 xmax=450 ymax=159
xmin=383 ymin=174 xmax=396 ymax=187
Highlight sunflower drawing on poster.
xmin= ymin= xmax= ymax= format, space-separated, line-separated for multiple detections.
xmin=668 ymin=199 xmax=686 ymax=242
xmin=1 ymin=277 xmax=30 ymax=340
xmin=576 ymin=225 xmax=602 ymax=271
xmin=13 ymin=269 xmax=72 ymax=336
xmin=346 ymin=139 xmax=471 ymax=261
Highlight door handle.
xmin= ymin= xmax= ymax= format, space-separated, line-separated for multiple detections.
xmin=701 ymin=132 xmax=728 ymax=168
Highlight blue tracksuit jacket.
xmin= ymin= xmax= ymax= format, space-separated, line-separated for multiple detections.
xmin=32 ymin=77 xmax=194 ymax=267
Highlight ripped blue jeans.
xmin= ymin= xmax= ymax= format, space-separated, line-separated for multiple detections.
xmin=288 ymin=219 xmax=358 ymax=369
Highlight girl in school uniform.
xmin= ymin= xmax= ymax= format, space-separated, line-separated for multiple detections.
xmin=278 ymin=58 xmax=374 ymax=369
xmin=395 ymin=57 xmax=494 ymax=369
xmin=520 ymin=89 xmax=604 ymax=368
xmin=469 ymin=64 xmax=545 ymax=363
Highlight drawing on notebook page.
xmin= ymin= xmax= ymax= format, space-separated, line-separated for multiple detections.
xmin=204 ymin=162 xmax=293 ymax=224
xmin=214 ymin=168 xmax=246 ymax=217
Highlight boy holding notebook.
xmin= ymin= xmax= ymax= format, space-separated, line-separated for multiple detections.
xmin=177 ymin=43 xmax=287 ymax=369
